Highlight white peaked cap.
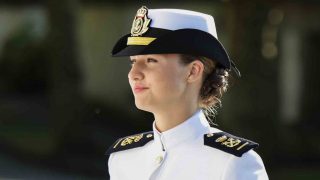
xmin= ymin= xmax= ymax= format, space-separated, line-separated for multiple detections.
xmin=148 ymin=9 xmax=218 ymax=39
xmin=111 ymin=6 xmax=240 ymax=76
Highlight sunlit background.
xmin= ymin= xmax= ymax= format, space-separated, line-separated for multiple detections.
xmin=0 ymin=0 xmax=319 ymax=179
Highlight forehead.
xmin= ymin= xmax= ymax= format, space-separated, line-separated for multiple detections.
xmin=130 ymin=54 xmax=180 ymax=60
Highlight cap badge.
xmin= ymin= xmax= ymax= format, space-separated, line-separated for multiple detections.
xmin=131 ymin=6 xmax=151 ymax=36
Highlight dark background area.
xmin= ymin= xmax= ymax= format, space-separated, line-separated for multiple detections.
xmin=0 ymin=0 xmax=319 ymax=179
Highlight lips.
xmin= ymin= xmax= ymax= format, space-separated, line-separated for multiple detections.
xmin=133 ymin=85 xmax=149 ymax=93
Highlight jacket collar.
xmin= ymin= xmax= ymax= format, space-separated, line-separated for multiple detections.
xmin=152 ymin=109 xmax=210 ymax=151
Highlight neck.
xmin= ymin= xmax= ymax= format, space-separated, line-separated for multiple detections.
xmin=153 ymin=103 xmax=199 ymax=133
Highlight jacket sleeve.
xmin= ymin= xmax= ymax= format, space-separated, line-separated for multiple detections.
xmin=220 ymin=150 xmax=269 ymax=180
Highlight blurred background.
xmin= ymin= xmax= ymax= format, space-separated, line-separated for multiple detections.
xmin=0 ymin=0 xmax=319 ymax=179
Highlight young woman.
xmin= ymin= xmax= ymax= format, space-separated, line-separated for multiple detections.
xmin=106 ymin=6 xmax=269 ymax=180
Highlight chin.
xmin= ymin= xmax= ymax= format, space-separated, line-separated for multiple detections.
xmin=134 ymin=100 xmax=153 ymax=112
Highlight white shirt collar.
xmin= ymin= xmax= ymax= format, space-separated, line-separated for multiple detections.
xmin=152 ymin=109 xmax=210 ymax=151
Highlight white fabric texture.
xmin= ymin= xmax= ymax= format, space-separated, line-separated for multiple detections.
xmin=108 ymin=110 xmax=269 ymax=180
xmin=148 ymin=9 xmax=218 ymax=38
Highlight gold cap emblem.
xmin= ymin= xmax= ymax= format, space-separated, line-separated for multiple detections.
xmin=131 ymin=6 xmax=151 ymax=36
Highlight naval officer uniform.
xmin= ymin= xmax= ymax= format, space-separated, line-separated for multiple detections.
xmin=106 ymin=110 xmax=268 ymax=180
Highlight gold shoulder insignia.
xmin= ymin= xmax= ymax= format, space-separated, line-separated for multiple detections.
xmin=105 ymin=131 xmax=154 ymax=155
xmin=204 ymin=132 xmax=259 ymax=157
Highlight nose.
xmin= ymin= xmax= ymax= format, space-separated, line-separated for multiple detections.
xmin=128 ymin=63 xmax=144 ymax=82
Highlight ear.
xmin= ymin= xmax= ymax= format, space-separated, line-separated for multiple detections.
xmin=187 ymin=60 xmax=204 ymax=83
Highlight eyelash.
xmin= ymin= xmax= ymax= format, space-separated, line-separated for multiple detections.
xmin=129 ymin=58 xmax=158 ymax=65
xmin=129 ymin=59 xmax=136 ymax=65
xmin=147 ymin=58 xmax=158 ymax=63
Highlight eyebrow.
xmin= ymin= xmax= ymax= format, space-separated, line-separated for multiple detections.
xmin=129 ymin=57 xmax=160 ymax=61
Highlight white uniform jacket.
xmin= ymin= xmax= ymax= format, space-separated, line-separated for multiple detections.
xmin=106 ymin=110 xmax=269 ymax=180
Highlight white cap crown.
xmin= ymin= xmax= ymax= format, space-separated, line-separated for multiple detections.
xmin=148 ymin=9 xmax=218 ymax=38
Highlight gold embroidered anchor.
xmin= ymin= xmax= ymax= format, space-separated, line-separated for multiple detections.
xmin=222 ymin=138 xmax=241 ymax=147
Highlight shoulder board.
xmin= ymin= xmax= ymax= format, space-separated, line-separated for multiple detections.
xmin=105 ymin=131 xmax=154 ymax=155
xmin=204 ymin=131 xmax=259 ymax=157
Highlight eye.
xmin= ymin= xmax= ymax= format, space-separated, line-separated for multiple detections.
xmin=147 ymin=58 xmax=158 ymax=63
xmin=129 ymin=59 xmax=136 ymax=66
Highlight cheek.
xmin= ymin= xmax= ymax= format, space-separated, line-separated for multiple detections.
xmin=153 ymin=67 xmax=186 ymax=96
